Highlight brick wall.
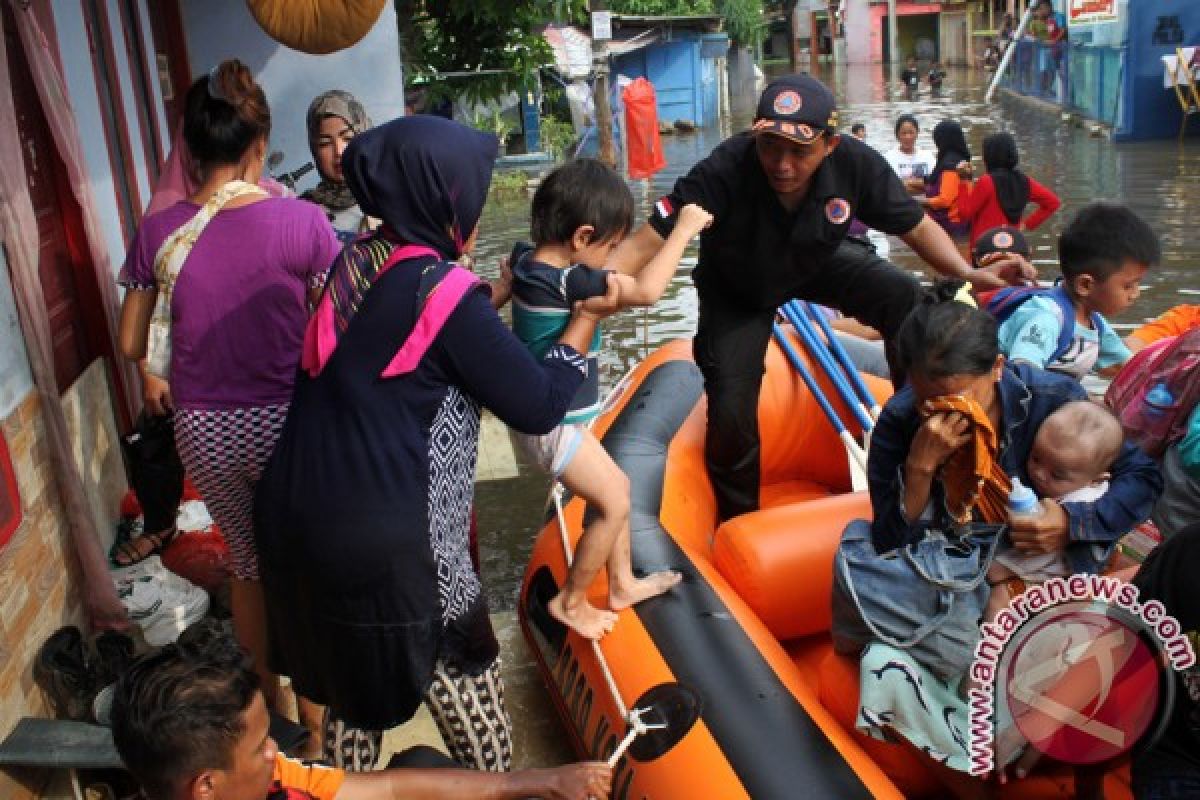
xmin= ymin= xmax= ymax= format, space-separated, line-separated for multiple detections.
xmin=0 ymin=362 xmax=126 ymax=799
xmin=0 ymin=390 xmax=83 ymax=800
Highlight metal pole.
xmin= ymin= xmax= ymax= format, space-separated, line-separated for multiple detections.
xmin=887 ymin=0 xmax=898 ymax=64
xmin=985 ymin=4 xmax=1035 ymax=102
xmin=590 ymin=0 xmax=617 ymax=167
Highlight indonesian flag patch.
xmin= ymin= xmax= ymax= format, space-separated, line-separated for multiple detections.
xmin=654 ymin=196 xmax=675 ymax=220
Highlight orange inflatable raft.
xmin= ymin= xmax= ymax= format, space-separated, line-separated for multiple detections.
xmin=518 ymin=339 xmax=1135 ymax=799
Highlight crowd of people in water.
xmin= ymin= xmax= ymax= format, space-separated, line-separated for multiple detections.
xmin=94 ymin=57 xmax=1200 ymax=800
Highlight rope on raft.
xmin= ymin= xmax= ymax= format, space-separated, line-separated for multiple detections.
xmin=545 ymin=366 xmax=665 ymax=767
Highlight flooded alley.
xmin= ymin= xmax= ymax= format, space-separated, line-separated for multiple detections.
xmin=471 ymin=64 xmax=1200 ymax=614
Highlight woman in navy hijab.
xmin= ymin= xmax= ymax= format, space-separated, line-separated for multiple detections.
xmin=254 ymin=116 xmax=617 ymax=771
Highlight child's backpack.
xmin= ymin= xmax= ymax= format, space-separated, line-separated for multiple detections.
xmin=1104 ymin=327 xmax=1200 ymax=458
xmin=980 ymin=284 xmax=1102 ymax=364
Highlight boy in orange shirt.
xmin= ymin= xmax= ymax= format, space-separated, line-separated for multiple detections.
xmin=1127 ymin=304 xmax=1200 ymax=352
xmin=112 ymin=636 xmax=611 ymax=800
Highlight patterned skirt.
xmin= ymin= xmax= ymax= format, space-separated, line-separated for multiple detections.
xmin=174 ymin=403 xmax=289 ymax=581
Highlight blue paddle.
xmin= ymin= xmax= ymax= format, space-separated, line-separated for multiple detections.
xmin=796 ymin=300 xmax=882 ymax=421
xmin=771 ymin=322 xmax=868 ymax=480
xmin=781 ymin=302 xmax=874 ymax=433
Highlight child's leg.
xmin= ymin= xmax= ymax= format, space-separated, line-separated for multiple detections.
xmin=547 ymin=431 xmax=624 ymax=640
xmin=562 ymin=433 xmax=680 ymax=609
xmin=961 ymin=564 xmax=1021 ymax=702
xmin=606 ymin=464 xmax=681 ymax=612
xmin=549 ymin=432 xmax=677 ymax=639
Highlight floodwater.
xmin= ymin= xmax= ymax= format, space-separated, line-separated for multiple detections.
xmin=471 ymin=64 xmax=1200 ymax=613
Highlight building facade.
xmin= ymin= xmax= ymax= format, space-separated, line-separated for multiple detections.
xmin=1000 ymin=0 xmax=1200 ymax=140
xmin=0 ymin=3 xmax=403 ymax=797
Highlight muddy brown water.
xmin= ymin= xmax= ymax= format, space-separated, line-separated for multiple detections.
xmin=471 ymin=65 xmax=1200 ymax=613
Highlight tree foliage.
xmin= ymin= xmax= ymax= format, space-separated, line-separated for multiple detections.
xmin=395 ymin=0 xmax=771 ymax=105
xmin=395 ymin=0 xmax=586 ymax=104
xmin=716 ymin=0 xmax=766 ymax=47
xmin=609 ymin=0 xmax=714 ymax=14
xmin=608 ymin=0 xmax=765 ymax=47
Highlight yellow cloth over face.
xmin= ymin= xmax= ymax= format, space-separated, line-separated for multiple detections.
xmin=921 ymin=394 xmax=1011 ymax=524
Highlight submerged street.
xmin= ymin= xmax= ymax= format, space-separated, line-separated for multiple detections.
xmin=471 ymin=63 xmax=1200 ymax=614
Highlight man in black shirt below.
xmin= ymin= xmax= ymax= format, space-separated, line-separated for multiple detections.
xmin=1132 ymin=524 xmax=1200 ymax=799
xmin=900 ymin=57 xmax=921 ymax=95
xmin=610 ymin=73 xmax=1034 ymax=521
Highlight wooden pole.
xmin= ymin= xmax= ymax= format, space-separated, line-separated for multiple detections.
xmin=590 ymin=0 xmax=617 ymax=168
xmin=887 ymin=0 xmax=899 ymax=63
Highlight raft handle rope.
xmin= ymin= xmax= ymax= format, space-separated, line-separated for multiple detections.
xmin=550 ymin=484 xmax=670 ymax=763
xmin=550 ymin=482 xmax=631 ymax=723
xmin=607 ymin=706 xmax=667 ymax=768
xmin=544 ymin=364 xmax=665 ymax=759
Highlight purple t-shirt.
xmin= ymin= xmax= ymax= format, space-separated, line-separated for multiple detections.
xmin=120 ymin=198 xmax=340 ymax=410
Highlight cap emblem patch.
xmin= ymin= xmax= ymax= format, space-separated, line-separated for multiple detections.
xmin=826 ymin=197 xmax=851 ymax=225
xmin=773 ymin=90 xmax=802 ymax=116
xmin=993 ymin=230 xmax=1014 ymax=248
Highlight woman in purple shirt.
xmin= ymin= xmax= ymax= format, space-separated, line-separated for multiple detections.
xmin=117 ymin=60 xmax=339 ymax=729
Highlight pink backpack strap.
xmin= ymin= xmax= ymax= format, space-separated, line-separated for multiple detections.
xmin=302 ymin=244 xmax=441 ymax=377
xmin=381 ymin=266 xmax=482 ymax=378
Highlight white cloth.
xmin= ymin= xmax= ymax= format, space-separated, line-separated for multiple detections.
xmin=1162 ymin=47 xmax=1198 ymax=89
xmin=175 ymin=499 xmax=214 ymax=533
xmin=882 ymin=146 xmax=936 ymax=182
xmin=513 ymin=422 xmax=586 ymax=476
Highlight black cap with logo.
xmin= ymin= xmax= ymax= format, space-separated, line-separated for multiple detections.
xmin=972 ymin=225 xmax=1031 ymax=265
xmin=751 ymin=73 xmax=839 ymax=145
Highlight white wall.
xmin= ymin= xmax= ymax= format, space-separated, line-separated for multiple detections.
xmin=843 ymin=0 xmax=873 ymax=64
xmin=180 ymin=0 xmax=406 ymax=194
xmin=105 ymin=0 xmax=153 ymax=207
xmin=50 ymin=0 xmax=132 ymax=277
xmin=0 ymin=249 xmax=34 ymax=419
xmin=137 ymin=0 xmax=172 ymax=157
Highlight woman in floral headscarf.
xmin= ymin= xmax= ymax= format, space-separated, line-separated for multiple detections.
xmin=301 ymin=90 xmax=375 ymax=241
xmin=254 ymin=115 xmax=617 ymax=771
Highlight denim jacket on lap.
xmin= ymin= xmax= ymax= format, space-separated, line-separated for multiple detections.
xmin=868 ymin=362 xmax=1163 ymax=574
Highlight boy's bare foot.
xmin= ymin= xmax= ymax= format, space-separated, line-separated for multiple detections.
xmin=609 ymin=570 xmax=682 ymax=611
xmin=992 ymin=718 xmax=1040 ymax=785
xmin=548 ymin=592 xmax=618 ymax=640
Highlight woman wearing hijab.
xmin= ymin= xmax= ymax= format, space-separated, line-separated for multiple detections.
xmin=919 ymin=120 xmax=972 ymax=244
xmin=253 ymin=115 xmax=618 ymax=772
xmin=301 ymin=89 xmax=375 ymax=241
xmin=956 ymin=131 xmax=1060 ymax=249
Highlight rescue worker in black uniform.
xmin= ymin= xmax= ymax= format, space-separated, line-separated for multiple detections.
xmin=611 ymin=74 xmax=1034 ymax=522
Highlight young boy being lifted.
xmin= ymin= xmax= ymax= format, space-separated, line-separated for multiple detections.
xmin=510 ymin=159 xmax=712 ymax=639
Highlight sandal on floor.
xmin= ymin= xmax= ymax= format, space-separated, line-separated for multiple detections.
xmin=111 ymin=526 xmax=178 ymax=567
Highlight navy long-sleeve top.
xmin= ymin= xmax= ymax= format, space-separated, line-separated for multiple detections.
xmin=254 ymin=255 xmax=586 ymax=729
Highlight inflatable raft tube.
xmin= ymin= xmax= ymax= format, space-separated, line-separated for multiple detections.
xmin=519 ymin=339 xmax=1137 ymax=799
